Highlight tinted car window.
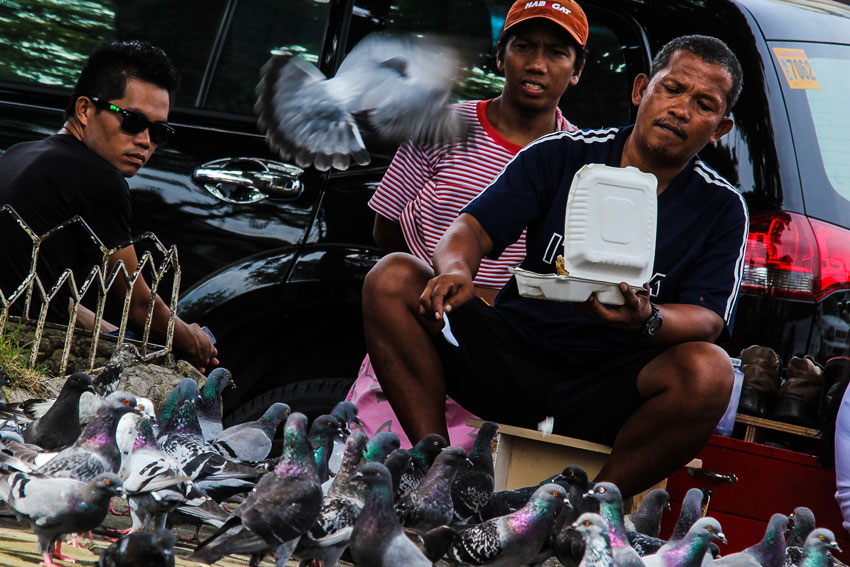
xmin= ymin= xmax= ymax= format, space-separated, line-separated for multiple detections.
xmin=204 ymin=0 xmax=331 ymax=114
xmin=771 ymin=41 xmax=850 ymax=226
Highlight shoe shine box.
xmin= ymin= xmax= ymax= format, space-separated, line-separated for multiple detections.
xmin=511 ymin=164 xmax=658 ymax=305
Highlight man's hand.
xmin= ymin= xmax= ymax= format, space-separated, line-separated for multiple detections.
xmin=574 ymin=282 xmax=653 ymax=332
xmin=419 ymin=272 xmax=475 ymax=320
xmin=178 ymin=322 xmax=219 ymax=373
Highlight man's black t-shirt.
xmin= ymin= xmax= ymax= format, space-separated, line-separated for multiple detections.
xmin=0 ymin=134 xmax=132 ymax=323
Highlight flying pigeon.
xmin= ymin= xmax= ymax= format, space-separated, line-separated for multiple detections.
xmin=255 ymin=33 xmax=468 ymax=172
xmin=195 ymin=368 xmax=234 ymax=441
xmin=211 ymin=402 xmax=290 ymax=462
xmin=0 ymin=471 xmax=123 ymax=567
xmin=643 ymin=518 xmax=726 ymax=567
xmin=423 ymin=483 xmax=569 ymax=566
xmin=190 ymin=412 xmax=322 ymax=566
xmin=797 ymin=528 xmax=842 ymax=567
xmin=714 ymin=513 xmax=788 ymax=567
xmin=395 ymin=445 xmax=470 ymax=531
xmin=397 ymin=432 xmax=448 ymax=500
xmin=349 ymin=461 xmax=432 ymax=567
xmin=451 ymin=421 xmax=498 ymax=523
xmin=98 ymin=528 xmax=176 ymax=567
xmin=22 ymin=372 xmax=94 ymax=450
xmin=625 ymin=489 xmax=671 ymax=538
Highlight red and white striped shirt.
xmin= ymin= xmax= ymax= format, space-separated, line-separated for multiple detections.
xmin=369 ymin=99 xmax=575 ymax=289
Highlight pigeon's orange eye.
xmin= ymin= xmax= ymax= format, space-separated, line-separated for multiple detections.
xmin=584 ymin=520 xmax=591 ymax=527
xmin=552 ymin=491 xmax=559 ymax=497
xmin=138 ymin=405 xmax=145 ymax=411
xmin=105 ymin=479 xmax=112 ymax=485
xmin=598 ymin=487 xmax=606 ymax=494
xmin=123 ymin=399 xmax=131 ymax=406
xmin=707 ymin=526 xmax=713 ymax=532
xmin=819 ymin=535 xmax=825 ymax=541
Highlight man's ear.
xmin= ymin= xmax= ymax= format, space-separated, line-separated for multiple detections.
xmin=496 ymin=48 xmax=505 ymax=73
xmin=569 ymin=58 xmax=586 ymax=86
xmin=710 ymin=116 xmax=734 ymax=144
xmin=631 ymin=73 xmax=650 ymax=107
xmin=74 ymin=96 xmax=94 ymax=127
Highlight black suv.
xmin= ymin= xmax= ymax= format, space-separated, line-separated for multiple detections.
xmin=1 ymin=0 xmax=849 ymax=422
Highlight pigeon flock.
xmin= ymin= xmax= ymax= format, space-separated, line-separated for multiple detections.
xmin=0 ymin=367 xmax=845 ymax=567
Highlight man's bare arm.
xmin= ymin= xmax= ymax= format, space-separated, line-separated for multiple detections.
xmin=421 ymin=213 xmax=494 ymax=319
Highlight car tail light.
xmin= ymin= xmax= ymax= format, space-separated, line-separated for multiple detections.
xmin=742 ymin=211 xmax=850 ymax=301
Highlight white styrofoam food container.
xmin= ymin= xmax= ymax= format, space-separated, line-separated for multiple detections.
xmin=511 ymin=164 xmax=658 ymax=305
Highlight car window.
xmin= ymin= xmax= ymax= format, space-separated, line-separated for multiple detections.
xmin=203 ymin=0 xmax=331 ymax=114
xmin=0 ymin=0 xmax=226 ymax=108
xmin=349 ymin=1 xmax=641 ymax=130
xmin=771 ymin=41 xmax=850 ymax=227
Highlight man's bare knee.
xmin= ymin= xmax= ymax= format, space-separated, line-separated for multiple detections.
xmin=363 ymin=252 xmax=432 ymax=308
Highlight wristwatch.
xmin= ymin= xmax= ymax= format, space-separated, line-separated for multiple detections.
xmin=639 ymin=303 xmax=663 ymax=337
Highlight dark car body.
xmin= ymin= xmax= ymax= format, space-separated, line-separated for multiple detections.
xmin=1 ymin=0 xmax=849 ymax=420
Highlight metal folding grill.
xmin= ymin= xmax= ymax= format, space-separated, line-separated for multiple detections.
xmin=0 ymin=205 xmax=180 ymax=377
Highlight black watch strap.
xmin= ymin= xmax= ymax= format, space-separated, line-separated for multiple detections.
xmin=639 ymin=303 xmax=663 ymax=337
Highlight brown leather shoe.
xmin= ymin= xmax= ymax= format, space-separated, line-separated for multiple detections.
xmin=771 ymin=355 xmax=824 ymax=427
xmin=738 ymin=345 xmax=781 ymax=418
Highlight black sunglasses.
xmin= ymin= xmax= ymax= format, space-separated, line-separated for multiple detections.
xmin=89 ymin=96 xmax=174 ymax=145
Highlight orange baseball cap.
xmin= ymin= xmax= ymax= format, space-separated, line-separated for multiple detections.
xmin=503 ymin=0 xmax=589 ymax=47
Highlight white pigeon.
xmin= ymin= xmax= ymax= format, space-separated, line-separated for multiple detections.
xmin=255 ymin=33 xmax=468 ymax=171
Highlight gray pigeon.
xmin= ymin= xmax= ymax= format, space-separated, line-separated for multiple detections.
xmin=190 ymin=412 xmax=323 ymax=566
xmin=328 ymin=400 xmax=360 ymax=475
xmin=551 ymin=466 xmax=596 ymax=567
xmin=398 ymin=432 xmax=448 ymax=500
xmin=98 ymin=528 xmax=176 ymax=567
xmin=626 ymin=489 xmax=671 ymax=538
xmin=212 ymin=402 xmax=290 ymax=462
xmin=0 ymin=471 xmax=122 ymax=567
xmin=22 ymin=372 xmax=94 ymax=450
xmin=35 ymin=399 xmax=138 ymax=481
xmin=652 ymin=488 xmax=708 ymax=559
xmin=295 ymin=433 xmax=370 ymax=567
xmin=195 ymin=368 xmax=234 ymax=441
xmin=92 ymin=342 xmax=139 ymax=395
xmin=395 ymin=445 xmax=471 ymax=531
xmin=364 ymin=431 xmax=402 ymax=464
xmin=483 ymin=463 xmax=590 ymax=522
xmin=643 ymin=518 xmax=726 ymax=567
xmin=349 ymin=462 xmax=432 ymax=567
xmin=310 ymin=414 xmax=343 ymax=484
xmin=715 ymin=513 xmax=788 ymax=567
xmin=255 ymin=33 xmax=468 ymax=171
xmin=785 ymin=507 xmax=816 ymax=567
xmin=571 ymin=512 xmax=616 ymax=567
xmin=797 ymin=529 xmax=842 ymax=567
xmin=383 ymin=448 xmax=413 ymax=500
xmin=586 ymin=482 xmax=646 ymax=567
xmin=424 ymin=483 xmax=569 ymax=566
xmin=452 ymin=421 xmax=498 ymax=522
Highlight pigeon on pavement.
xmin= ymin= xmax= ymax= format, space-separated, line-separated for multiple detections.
xmin=35 ymin=399 xmax=138 ymax=481
xmin=211 ymin=402 xmax=290 ymax=462
xmin=425 ymin=483 xmax=569 ymax=566
xmin=398 ymin=432 xmax=448 ymax=500
xmin=364 ymin=431 xmax=402 ymax=464
xmin=255 ymin=33 xmax=468 ymax=172
xmin=643 ymin=518 xmax=726 ymax=567
xmin=715 ymin=513 xmax=788 ymax=567
xmin=383 ymin=448 xmax=413 ymax=500
xmin=0 ymin=471 xmax=123 ymax=567
xmin=92 ymin=343 xmax=139 ymax=395
xmin=98 ymin=528 xmax=176 ymax=567
xmin=190 ymin=412 xmax=323 ymax=566
xmin=452 ymin=421 xmax=498 ymax=523
xmin=798 ymin=529 xmax=842 ymax=567
xmin=785 ymin=507 xmax=816 ymax=567
xmin=22 ymin=372 xmax=94 ymax=450
xmin=586 ymin=482 xmax=646 ymax=567
xmin=349 ymin=461 xmax=432 ymax=567
xmin=626 ymin=489 xmax=671 ymax=538
xmin=310 ymin=414 xmax=343 ymax=484
xmin=570 ymin=513 xmax=616 ymax=567
xmin=395 ymin=445 xmax=470 ymax=531
xmin=328 ymin=400 xmax=360 ymax=475
xmin=196 ymin=368 xmax=234 ymax=441
xmin=482 ymin=464 xmax=590 ymax=522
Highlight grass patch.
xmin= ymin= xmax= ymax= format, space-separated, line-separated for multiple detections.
xmin=0 ymin=323 xmax=52 ymax=398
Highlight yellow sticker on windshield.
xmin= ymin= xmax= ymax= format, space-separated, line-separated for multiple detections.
xmin=773 ymin=48 xmax=821 ymax=90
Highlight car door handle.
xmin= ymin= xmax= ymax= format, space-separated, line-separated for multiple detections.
xmin=192 ymin=158 xmax=304 ymax=203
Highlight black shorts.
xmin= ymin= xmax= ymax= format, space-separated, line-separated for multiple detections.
xmin=435 ymin=298 xmax=662 ymax=446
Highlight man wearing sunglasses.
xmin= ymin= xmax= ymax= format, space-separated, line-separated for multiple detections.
xmin=0 ymin=41 xmax=218 ymax=373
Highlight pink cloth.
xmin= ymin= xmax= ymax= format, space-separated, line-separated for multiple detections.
xmin=346 ymin=354 xmax=480 ymax=451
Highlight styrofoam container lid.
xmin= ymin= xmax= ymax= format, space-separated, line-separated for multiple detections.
xmin=509 ymin=267 xmax=643 ymax=305
xmin=563 ymin=164 xmax=657 ymax=286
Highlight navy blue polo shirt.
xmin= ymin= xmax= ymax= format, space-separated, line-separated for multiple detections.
xmin=462 ymin=126 xmax=749 ymax=360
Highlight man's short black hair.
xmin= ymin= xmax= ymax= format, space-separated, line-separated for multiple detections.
xmin=496 ymin=20 xmax=586 ymax=72
xmin=649 ymin=35 xmax=743 ymax=114
xmin=64 ymin=40 xmax=180 ymax=120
